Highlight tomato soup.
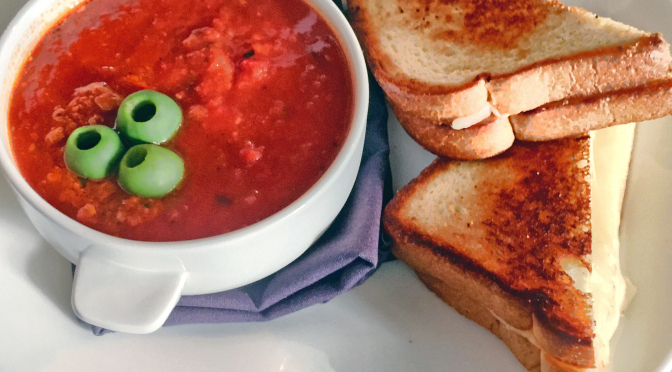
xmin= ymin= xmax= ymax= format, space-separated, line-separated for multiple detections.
xmin=9 ymin=0 xmax=353 ymax=241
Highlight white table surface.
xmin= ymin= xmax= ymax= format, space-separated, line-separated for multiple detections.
xmin=2 ymin=0 xmax=672 ymax=371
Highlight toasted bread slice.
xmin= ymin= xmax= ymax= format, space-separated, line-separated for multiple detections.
xmin=349 ymin=0 xmax=670 ymax=158
xmin=349 ymin=0 xmax=671 ymax=121
xmin=383 ymin=124 xmax=636 ymax=371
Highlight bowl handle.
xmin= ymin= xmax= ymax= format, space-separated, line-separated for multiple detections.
xmin=71 ymin=247 xmax=187 ymax=334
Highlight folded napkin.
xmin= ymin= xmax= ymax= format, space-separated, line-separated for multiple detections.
xmin=90 ymin=39 xmax=392 ymax=334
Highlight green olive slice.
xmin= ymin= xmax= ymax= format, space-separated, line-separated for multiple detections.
xmin=64 ymin=125 xmax=125 ymax=180
xmin=118 ymin=144 xmax=184 ymax=198
xmin=116 ymin=90 xmax=182 ymax=145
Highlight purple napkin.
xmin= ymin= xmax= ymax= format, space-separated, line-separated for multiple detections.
xmin=90 ymin=57 xmax=392 ymax=334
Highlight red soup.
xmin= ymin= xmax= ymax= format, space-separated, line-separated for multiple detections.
xmin=9 ymin=0 xmax=353 ymax=241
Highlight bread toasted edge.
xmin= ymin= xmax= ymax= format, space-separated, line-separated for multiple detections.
xmin=512 ymin=79 xmax=672 ymax=140
xmin=390 ymin=78 xmax=672 ymax=158
xmin=487 ymin=35 xmax=671 ymax=116
xmin=391 ymin=105 xmax=515 ymax=160
xmin=416 ymin=268 xmax=595 ymax=372
xmin=383 ymin=158 xmax=596 ymax=371
xmin=389 ymin=237 xmax=596 ymax=371
xmin=415 ymin=271 xmax=543 ymax=372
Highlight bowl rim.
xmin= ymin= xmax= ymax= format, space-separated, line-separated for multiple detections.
xmin=0 ymin=0 xmax=369 ymax=250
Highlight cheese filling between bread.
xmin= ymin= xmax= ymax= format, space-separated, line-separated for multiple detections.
xmin=586 ymin=124 xmax=634 ymax=369
xmin=450 ymin=103 xmax=508 ymax=130
xmin=564 ymin=124 xmax=635 ymax=369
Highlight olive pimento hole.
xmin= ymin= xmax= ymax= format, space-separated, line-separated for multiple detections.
xmin=132 ymin=101 xmax=157 ymax=122
xmin=125 ymin=147 xmax=147 ymax=168
xmin=76 ymin=130 xmax=102 ymax=150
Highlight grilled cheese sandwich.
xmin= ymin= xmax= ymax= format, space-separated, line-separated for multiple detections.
xmin=383 ymin=125 xmax=635 ymax=371
xmin=349 ymin=0 xmax=672 ymax=159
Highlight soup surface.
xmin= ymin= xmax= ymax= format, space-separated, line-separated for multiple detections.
xmin=9 ymin=0 xmax=353 ymax=241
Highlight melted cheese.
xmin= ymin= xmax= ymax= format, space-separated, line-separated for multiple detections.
xmin=587 ymin=123 xmax=635 ymax=370
xmin=558 ymin=124 xmax=635 ymax=370
xmin=489 ymin=309 xmax=539 ymax=347
xmin=450 ymin=103 xmax=508 ymax=130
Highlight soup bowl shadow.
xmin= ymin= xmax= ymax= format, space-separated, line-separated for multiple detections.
xmin=0 ymin=0 xmax=368 ymax=333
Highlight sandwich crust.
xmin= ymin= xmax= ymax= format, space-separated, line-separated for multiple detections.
xmin=512 ymin=78 xmax=672 ymax=140
xmin=391 ymin=105 xmax=515 ymax=159
xmin=372 ymin=35 xmax=671 ymax=122
xmin=383 ymin=138 xmax=596 ymax=369
xmin=416 ymin=272 xmax=543 ymax=371
xmin=390 ymin=78 xmax=672 ymax=159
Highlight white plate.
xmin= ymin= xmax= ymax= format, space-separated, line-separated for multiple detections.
xmin=1 ymin=0 xmax=671 ymax=371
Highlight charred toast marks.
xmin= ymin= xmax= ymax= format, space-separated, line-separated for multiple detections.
xmin=407 ymin=0 xmax=555 ymax=50
xmin=384 ymin=138 xmax=592 ymax=345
